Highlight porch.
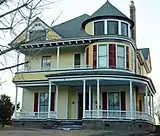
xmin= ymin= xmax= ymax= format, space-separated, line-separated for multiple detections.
xmin=14 ymin=77 xmax=155 ymax=124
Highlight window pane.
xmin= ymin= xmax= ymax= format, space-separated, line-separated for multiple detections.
xmin=42 ymin=56 xmax=51 ymax=70
xmin=99 ymin=56 xmax=107 ymax=67
xmin=117 ymin=45 xmax=125 ymax=69
xmin=98 ymin=45 xmax=107 ymax=56
xmin=74 ymin=54 xmax=81 ymax=67
xmin=107 ymin=21 xmax=118 ymax=35
xmin=94 ymin=21 xmax=104 ymax=35
xmin=108 ymin=92 xmax=120 ymax=110
xmin=39 ymin=92 xmax=48 ymax=112
xmin=29 ymin=30 xmax=46 ymax=41
xmin=117 ymin=46 xmax=125 ymax=57
xmin=117 ymin=57 xmax=125 ymax=68
xmin=121 ymin=22 xmax=128 ymax=36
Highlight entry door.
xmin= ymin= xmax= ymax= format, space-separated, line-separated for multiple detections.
xmin=78 ymin=92 xmax=83 ymax=120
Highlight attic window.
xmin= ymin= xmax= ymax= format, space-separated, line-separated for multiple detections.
xmin=94 ymin=21 xmax=104 ymax=35
xmin=107 ymin=21 xmax=118 ymax=35
xmin=29 ymin=30 xmax=46 ymax=41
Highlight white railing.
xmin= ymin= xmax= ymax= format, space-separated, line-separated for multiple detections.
xmin=15 ymin=111 xmax=57 ymax=119
xmin=18 ymin=65 xmax=92 ymax=73
xmin=85 ymin=110 xmax=154 ymax=123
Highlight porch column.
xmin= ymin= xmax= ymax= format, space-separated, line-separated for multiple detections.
xmin=83 ymin=80 xmax=86 ymax=118
xmin=57 ymin=47 xmax=60 ymax=68
xmin=145 ymin=86 xmax=149 ymax=114
xmin=97 ymin=79 xmax=100 ymax=118
xmin=89 ymin=85 xmax=91 ymax=118
xmin=55 ymin=85 xmax=59 ymax=119
xmin=13 ymin=86 xmax=18 ymax=118
xmin=130 ymin=80 xmax=133 ymax=119
xmin=149 ymin=91 xmax=152 ymax=115
xmin=152 ymin=95 xmax=154 ymax=118
xmin=48 ymin=81 xmax=52 ymax=118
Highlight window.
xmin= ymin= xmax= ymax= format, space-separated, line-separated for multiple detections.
xmin=121 ymin=22 xmax=128 ymax=36
xmin=98 ymin=45 xmax=108 ymax=68
xmin=39 ymin=92 xmax=48 ymax=112
xmin=94 ymin=21 xmax=104 ymax=35
xmin=108 ymin=92 xmax=120 ymax=110
xmin=29 ymin=30 xmax=46 ymax=41
xmin=74 ymin=53 xmax=81 ymax=68
xmin=107 ymin=21 xmax=118 ymax=35
xmin=41 ymin=56 xmax=51 ymax=70
xmin=117 ymin=45 xmax=125 ymax=69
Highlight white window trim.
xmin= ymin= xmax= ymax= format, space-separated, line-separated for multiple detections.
xmin=96 ymin=44 xmax=99 ymax=68
xmin=125 ymin=46 xmax=127 ymax=69
xmin=92 ymin=19 xmax=131 ymax=37
xmin=41 ymin=56 xmax=52 ymax=70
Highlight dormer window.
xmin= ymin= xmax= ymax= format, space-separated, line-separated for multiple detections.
xmin=29 ymin=30 xmax=46 ymax=41
xmin=94 ymin=21 xmax=104 ymax=35
xmin=107 ymin=21 xmax=118 ymax=35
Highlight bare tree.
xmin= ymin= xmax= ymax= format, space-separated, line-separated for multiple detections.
xmin=155 ymin=96 xmax=160 ymax=124
xmin=0 ymin=0 xmax=63 ymax=85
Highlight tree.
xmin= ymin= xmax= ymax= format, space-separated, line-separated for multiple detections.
xmin=0 ymin=94 xmax=17 ymax=127
xmin=0 ymin=0 xmax=63 ymax=83
xmin=155 ymin=96 xmax=160 ymax=124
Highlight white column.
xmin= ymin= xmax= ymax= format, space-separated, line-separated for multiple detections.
xmin=130 ymin=80 xmax=133 ymax=119
xmin=89 ymin=85 xmax=91 ymax=118
xmin=83 ymin=80 xmax=86 ymax=118
xmin=152 ymin=95 xmax=154 ymax=118
xmin=48 ymin=81 xmax=52 ymax=118
xmin=13 ymin=86 xmax=18 ymax=118
xmin=97 ymin=79 xmax=100 ymax=118
xmin=57 ymin=47 xmax=60 ymax=68
xmin=149 ymin=91 xmax=152 ymax=115
xmin=145 ymin=86 xmax=148 ymax=114
xmin=55 ymin=85 xmax=59 ymax=119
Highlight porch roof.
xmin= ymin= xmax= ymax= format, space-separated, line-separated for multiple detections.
xmin=45 ymin=70 xmax=156 ymax=94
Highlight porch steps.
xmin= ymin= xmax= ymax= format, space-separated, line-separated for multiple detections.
xmin=55 ymin=120 xmax=83 ymax=130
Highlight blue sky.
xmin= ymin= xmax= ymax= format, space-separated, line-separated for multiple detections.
xmin=1 ymin=0 xmax=160 ymax=103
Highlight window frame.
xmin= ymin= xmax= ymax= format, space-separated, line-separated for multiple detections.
xmin=116 ymin=45 xmax=125 ymax=69
xmin=41 ymin=56 xmax=51 ymax=70
xmin=108 ymin=92 xmax=121 ymax=110
xmin=98 ymin=44 xmax=108 ymax=68
xmin=29 ymin=29 xmax=46 ymax=41
xmin=107 ymin=20 xmax=119 ymax=35
xmin=121 ymin=22 xmax=128 ymax=36
xmin=94 ymin=21 xmax=105 ymax=36
xmin=39 ymin=92 xmax=49 ymax=112
xmin=73 ymin=53 xmax=81 ymax=68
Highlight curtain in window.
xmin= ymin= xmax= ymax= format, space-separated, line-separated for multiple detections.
xmin=109 ymin=44 xmax=116 ymax=68
xmin=117 ymin=45 xmax=125 ymax=69
xmin=93 ymin=45 xmax=97 ymax=68
xmin=107 ymin=21 xmax=118 ymax=35
xmin=41 ymin=56 xmax=51 ymax=70
xmin=34 ymin=93 xmax=38 ymax=112
xmin=98 ymin=45 xmax=107 ymax=68
xmin=108 ymin=92 xmax=120 ymax=110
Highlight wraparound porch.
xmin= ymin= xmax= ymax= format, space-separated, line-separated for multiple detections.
xmin=14 ymin=76 xmax=155 ymax=124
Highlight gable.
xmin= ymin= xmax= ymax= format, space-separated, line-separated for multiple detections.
xmin=11 ymin=18 xmax=61 ymax=45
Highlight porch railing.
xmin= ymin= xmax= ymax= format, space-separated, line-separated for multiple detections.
xmin=85 ymin=110 xmax=154 ymax=123
xmin=18 ymin=65 xmax=92 ymax=73
xmin=15 ymin=111 xmax=56 ymax=119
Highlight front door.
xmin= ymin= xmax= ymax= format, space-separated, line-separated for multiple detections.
xmin=78 ymin=92 xmax=83 ymax=120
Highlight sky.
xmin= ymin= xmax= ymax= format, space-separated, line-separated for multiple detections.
xmin=0 ymin=0 xmax=160 ymax=104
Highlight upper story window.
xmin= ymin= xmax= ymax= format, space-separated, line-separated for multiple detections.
xmin=117 ymin=45 xmax=125 ymax=69
xmin=121 ymin=22 xmax=128 ymax=36
xmin=41 ymin=56 xmax=51 ymax=70
xmin=74 ymin=53 xmax=81 ymax=68
xmin=29 ymin=30 xmax=46 ymax=41
xmin=94 ymin=21 xmax=104 ymax=35
xmin=107 ymin=21 xmax=118 ymax=35
xmin=98 ymin=44 xmax=108 ymax=68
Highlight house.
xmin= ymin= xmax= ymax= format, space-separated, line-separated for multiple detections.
xmin=11 ymin=0 xmax=156 ymax=131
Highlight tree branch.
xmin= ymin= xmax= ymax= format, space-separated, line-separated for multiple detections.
xmin=0 ymin=61 xmax=29 ymax=71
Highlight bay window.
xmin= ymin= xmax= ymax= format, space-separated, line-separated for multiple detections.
xmin=98 ymin=44 xmax=108 ymax=68
xmin=107 ymin=21 xmax=118 ymax=35
xmin=117 ymin=45 xmax=125 ymax=69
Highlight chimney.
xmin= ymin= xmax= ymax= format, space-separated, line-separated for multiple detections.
xmin=130 ymin=0 xmax=136 ymax=44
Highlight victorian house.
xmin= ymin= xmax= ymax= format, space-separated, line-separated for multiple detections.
xmin=11 ymin=1 xmax=156 ymax=131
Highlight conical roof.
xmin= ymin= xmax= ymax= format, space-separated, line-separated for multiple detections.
xmin=82 ymin=1 xmax=134 ymax=28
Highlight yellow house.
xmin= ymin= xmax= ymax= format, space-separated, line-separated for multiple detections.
xmin=11 ymin=1 xmax=156 ymax=131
